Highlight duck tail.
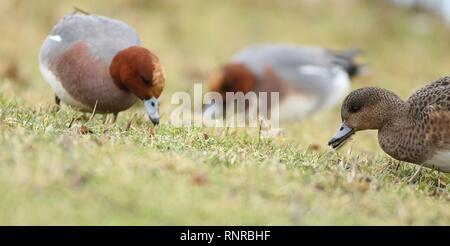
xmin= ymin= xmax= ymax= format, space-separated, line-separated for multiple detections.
xmin=331 ymin=48 xmax=370 ymax=79
xmin=350 ymin=63 xmax=370 ymax=78
xmin=335 ymin=47 xmax=360 ymax=60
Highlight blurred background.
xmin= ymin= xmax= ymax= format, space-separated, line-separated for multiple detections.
xmin=1 ymin=0 xmax=450 ymax=152
xmin=394 ymin=0 xmax=450 ymax=24
xmin=0 ymin=0 xmax=449 ymax=225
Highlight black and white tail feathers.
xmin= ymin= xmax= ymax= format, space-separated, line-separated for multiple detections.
xmin=330 ymin=48 xmax=369 ymax=79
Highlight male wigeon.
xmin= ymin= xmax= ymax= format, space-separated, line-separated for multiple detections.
xmin=204 ymin=44 xmax=365 ymax=121
xmin=39 ymin=13 xmax=165 ymax=124
xmin=328 ymin=76 xmax=450 ymax=172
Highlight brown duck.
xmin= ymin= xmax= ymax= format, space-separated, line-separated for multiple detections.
xmin=329 ymin=76 xmax=450 ymax=172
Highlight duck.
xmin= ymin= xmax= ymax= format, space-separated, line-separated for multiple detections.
xmin=39 ymin=12 xmax=165 ymax=125
xmin=328 ymin=76 xmax=450 ymax=172
xmin=204 ymin=43 xmax=366 ymax=121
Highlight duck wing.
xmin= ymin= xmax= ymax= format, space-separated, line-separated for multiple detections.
xmin=408 ymin=77 xmax=450 ymax=149
xmin=40 ymin=13 xmax=141 ymax=65
xmin=407 ymin=76 xmax=450 ymax=117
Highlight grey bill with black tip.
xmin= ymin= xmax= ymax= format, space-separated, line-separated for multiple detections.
xmin=328 ymin=122 xmax=355 ymax=149
xmin=144 ymin=97 xmax=160 ymax=125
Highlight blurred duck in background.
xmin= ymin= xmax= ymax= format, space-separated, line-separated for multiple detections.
xmin=39 ymin=12 xmax=165 ymax=125
xmin=204 ymin=44 xmax=367 ymax=121
xmin=392 ymin=0 xmax=450 ymax=25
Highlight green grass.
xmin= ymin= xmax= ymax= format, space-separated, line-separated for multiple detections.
xmin=0 ymin=0 xmax=449 ymax=225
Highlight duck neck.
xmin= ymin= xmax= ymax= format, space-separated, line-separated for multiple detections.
xmin=378 ymin=101 xmax=419 ymax=162
xmin=364 ymin=89 xmax=408 ymax=130
xmin=383 ymin=99 xmax=410 ymax=126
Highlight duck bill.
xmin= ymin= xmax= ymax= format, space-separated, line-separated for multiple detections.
xmin=144 ymin=98 xmax=160 ymax=125
xmin=328 ymin=122 xmax=355 ymax=149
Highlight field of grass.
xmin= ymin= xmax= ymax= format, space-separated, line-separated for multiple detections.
xmin=0 ymin=0 xmax=449 ymax=225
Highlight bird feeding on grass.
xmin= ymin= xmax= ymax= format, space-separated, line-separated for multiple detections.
xmin=39 ymin=12 xmax=165 ymax=125
xmin=204 ymin=44 xmax=366 ymax=122
xmin=329 ymin=76 xmax=450 ymax=172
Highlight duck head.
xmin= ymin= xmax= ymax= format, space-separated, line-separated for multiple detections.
xmin=204 ymin=63 xmax=257 ymax=117
xmin=110 ymin=46 xmax=165 ymax=125
xmin=209 ymin=63 xmax=256 ymax=97
xmin=328 ymin=87 xmax=405 ymax=149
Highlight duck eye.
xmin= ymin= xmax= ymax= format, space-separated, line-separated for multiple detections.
xmin=141 ymin=76 xmax=151 ymax=85
xmin=349 ymin=104 xmax=362 ymax=113
xmin=151 ymin=101 xmax=155 ymax=107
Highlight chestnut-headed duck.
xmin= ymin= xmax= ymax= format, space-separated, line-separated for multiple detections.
xmin=39 ymin=13 xmax=165 ymax=124
xmin=329 ymin=76 xmax=450 ymax=172
xmin=204 ymin=44 xmax=365 ymax=121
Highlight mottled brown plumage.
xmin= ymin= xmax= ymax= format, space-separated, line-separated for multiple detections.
xmin=329 ymin=76 xmax=450 ymax=172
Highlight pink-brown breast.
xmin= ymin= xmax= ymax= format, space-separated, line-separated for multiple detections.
xmin=51 ymin=41 xmax=138 ymax=113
